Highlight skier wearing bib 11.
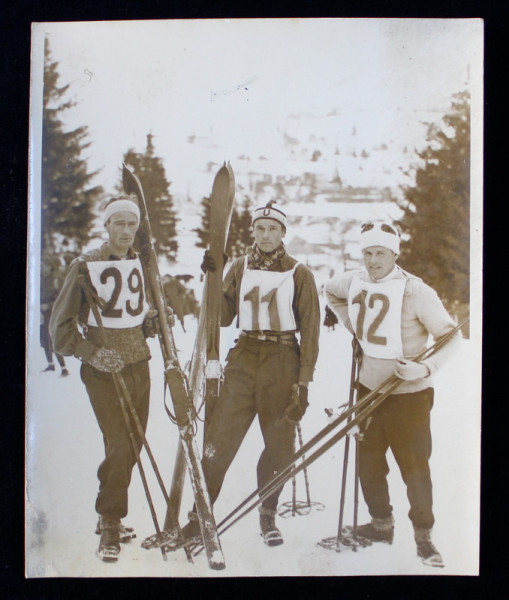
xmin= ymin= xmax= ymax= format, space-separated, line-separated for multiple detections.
xmin=325 ymin=221 xmax=462 ymax=567
xmin=181 ymin=200 xmax=320 ymax=547
xmin=49 ymin=196 xmax=171 ymax=563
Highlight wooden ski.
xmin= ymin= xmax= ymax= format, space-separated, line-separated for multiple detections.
xmin=165 ymin=162 xmax=235 ymax=526
xmin=122 ymin=164 xmax=225 ymax=570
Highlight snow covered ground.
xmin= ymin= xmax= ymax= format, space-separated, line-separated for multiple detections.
xmin=25 ymin=302 xmax=480 ymax=578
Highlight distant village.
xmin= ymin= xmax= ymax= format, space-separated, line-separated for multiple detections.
xmin=176 ymin=120 xmax=407 ymax=292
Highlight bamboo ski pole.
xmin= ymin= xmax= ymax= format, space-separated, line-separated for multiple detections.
xmin=335 ymin=342 xmax=360 ymax=549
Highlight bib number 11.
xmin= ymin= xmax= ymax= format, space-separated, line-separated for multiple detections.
xmin=244 ymin=286 xmax=280 ymax=330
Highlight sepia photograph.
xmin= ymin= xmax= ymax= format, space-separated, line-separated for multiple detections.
xmin=25 ymin=17 xmax=483 ymax=578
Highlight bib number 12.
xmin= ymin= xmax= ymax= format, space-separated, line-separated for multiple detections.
xmin=352 ymin=290 xmax=389 ymax=345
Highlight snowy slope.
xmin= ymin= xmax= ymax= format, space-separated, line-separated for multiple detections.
xmin=25 ymin=304 xmax=480 ymax=578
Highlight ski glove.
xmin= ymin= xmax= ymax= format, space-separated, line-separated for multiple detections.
xmin=284 ymin=384 xmax=309 ymax=425
xmin=395 ymin=358 xmax=430 ymax=381
xmin=142 ymin=307 xmax=175 ymax=338
xmin=200 ymin=250 xmax=229 ymax=274
xmin=88 ymin=347 xmax=125 ymax=373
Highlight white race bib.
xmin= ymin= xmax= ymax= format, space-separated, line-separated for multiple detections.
xmin=238 ymin=260 xmax=298 ymax=331
xmin=347 ymin=274 xmax=406 ymax=359
xmin=86 ymin=259 xmax=150 ymax=329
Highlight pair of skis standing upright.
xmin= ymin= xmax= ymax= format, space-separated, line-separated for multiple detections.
xmin=121 ymin=162 xmax=235 ymax=570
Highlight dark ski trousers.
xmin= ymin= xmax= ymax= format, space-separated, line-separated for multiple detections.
xmin=358 ymin=384 xmax=435 ymax=530
xmin=201 ymin=336 xmax=299 ymax=513
xmin=81 ymin=360 xmax=150 ymax=520
xmin=40 ymin=312 xmax=65 ymax=367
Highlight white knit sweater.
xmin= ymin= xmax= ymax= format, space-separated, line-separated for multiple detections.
xmin=324 ymin=266 xmax=462 ymax=393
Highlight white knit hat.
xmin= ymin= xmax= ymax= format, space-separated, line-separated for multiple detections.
xmin=359 ymin=221 xmax=400 ymax=255
xmin=103 ymin=196 xmax=140 ymax=225
xmin=252 ymin=201 xmax=287 ymax=229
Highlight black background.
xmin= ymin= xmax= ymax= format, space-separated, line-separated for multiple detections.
xmin=2 ymin=1 xmax=502 ymax=598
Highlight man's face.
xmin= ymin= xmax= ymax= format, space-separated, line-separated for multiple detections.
xmin=252 ymin=218 xmax=285 ymax=253
xmin=106 ymin=211 xmax=139 ymax=255
xmin=362 ymin=246 xmax=397 ymax=280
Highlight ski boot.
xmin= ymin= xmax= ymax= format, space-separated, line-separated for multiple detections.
xmin=347 ymin=515 xmax=395 ymax=544
xmin=259 ymin=507 xmax=284 ymax=547
xmin=179 ymin=511 xmax=202 ymax=546
xmin=97 ymin=517 xmax=121 ymax=563
xmin=142 ymin=511 xmax=202 ymax=552
xmin=95 ymin=517 xmax=136 ymax=543
xmin=414 ymin=527 xmax=444 ymax=568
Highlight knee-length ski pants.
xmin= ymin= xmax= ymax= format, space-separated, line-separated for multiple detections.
xmin=81 ymin=360 xmax=150 ymax=520
xmin=201 ymin=336 xmax=299 ymax=513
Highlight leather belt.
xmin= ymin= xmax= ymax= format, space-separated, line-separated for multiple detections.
xmin=240 ymin=331 xmax=297 ymax=345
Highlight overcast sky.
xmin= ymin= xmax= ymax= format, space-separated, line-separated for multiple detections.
xmin=30 ymin=18 xmax=483 ymax=199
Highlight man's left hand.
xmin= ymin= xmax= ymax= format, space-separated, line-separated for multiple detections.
xmin=284 ymin=383 xmax=309 ymax=425
xmin=395 ymin=359 xmax=430 ymax=381
xmin=142 ymin=307 xmax=175 ymax=338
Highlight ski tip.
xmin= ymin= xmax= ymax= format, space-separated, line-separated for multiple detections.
xmin=122 ymin=163 xmax=136 ymax=194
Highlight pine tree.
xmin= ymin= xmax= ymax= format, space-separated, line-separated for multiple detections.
xmin=396 ymin=91 xmax=470 ymax=312
xmin=194 ymin=194 xmax=212 ymax=250
xmin=230 ymin=195 xmax=254 ymax=257
xmin=123 ymin=134 xmax=178 ymax=262
xmin=41 ymin=38 xmax=103 ymax=254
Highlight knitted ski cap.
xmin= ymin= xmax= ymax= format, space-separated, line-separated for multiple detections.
xmin=103 ymin=196 xmax=140 ymax=225
xmin=252 ymin=200 xmax=287 ymax=229
xmin=359 ymin=221 xmax=400 ymax=255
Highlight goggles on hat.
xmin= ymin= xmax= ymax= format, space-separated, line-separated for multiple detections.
xmin=361 ymin=221 xmax=399 ymax=236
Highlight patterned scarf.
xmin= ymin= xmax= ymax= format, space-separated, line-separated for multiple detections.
xmin=247 ymin=243 xmax=287 ymax=270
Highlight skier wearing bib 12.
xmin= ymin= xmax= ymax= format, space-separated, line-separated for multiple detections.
xmin=49 ymin=196 xmax=169 ymax=563
xmin=325 ymin=221 xmax=462 ymax=567
xmin=181 ymin=200 xmax=320 ymax=547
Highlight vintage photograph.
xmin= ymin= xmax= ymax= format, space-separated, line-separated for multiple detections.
xmin=26 ymin=18 xmax=483 ymax=577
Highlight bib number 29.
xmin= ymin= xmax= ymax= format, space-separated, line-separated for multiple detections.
xmin=352 ymin=290 xmax=389 ymax=345
xmin=100 ymin=266 xmax=144 ymax=318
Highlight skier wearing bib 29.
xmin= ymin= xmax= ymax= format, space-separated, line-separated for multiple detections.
xmin=49 ymin=196 xmax=171 ymax=563
xmin=325 ymin=221 xmax=462 ymax=567
xmin=182 ymin=201 xmax=320 ymax=547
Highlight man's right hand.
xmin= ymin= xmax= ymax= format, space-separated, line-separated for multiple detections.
xmin=88 ymin=347 xmax=124 ymax=373
xmin=200 ymin=250 xmax=217 ymax=274
xmin=200 ymin=250 xmax=229 ymax=274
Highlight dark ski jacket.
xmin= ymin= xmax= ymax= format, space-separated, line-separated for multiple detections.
xmin=221 ymin=252 xmax=320 ymax=384
xmin=49 ymin=243 xmax=151 ymax=365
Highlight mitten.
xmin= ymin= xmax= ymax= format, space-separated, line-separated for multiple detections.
xmin=284 ymin=384 xmax=309 ymax=424
xmin=88 ymin=347 xmax=124 ymax=373
xmin=200 ymin=250 xmax=216 ymax=274
xmin=395 ymin=358 xmax=430 ymax=381
xmin=200 ymin=250 xmax=229 ymax=274
xmin=142 ymin=309 xmax=159 ymax=338
xmin=142 ymin=307 xmax=175 ymax=338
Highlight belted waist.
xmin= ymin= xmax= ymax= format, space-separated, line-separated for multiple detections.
xmin=240 ymin=330 xmax=297 ymax=345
